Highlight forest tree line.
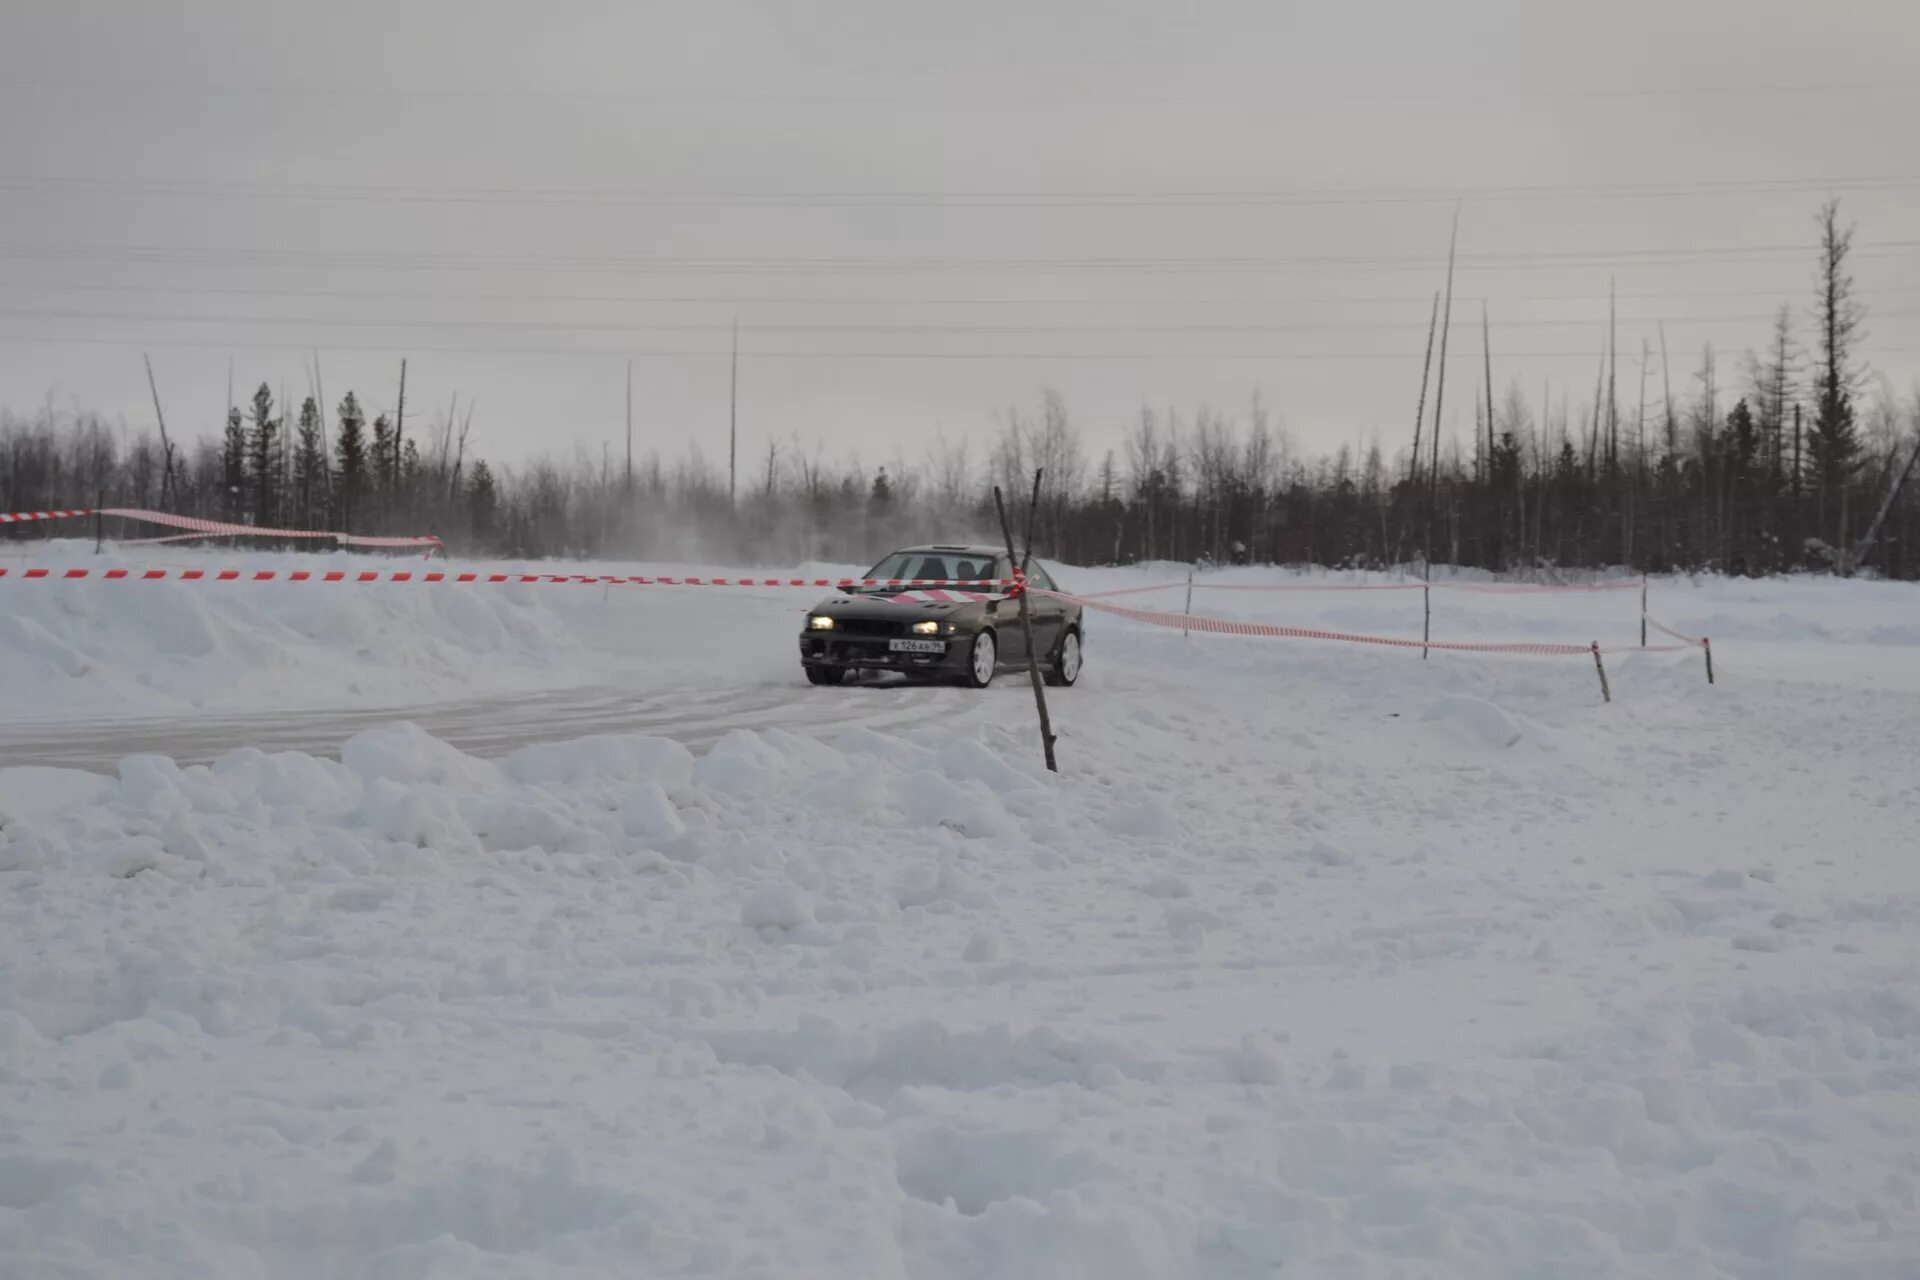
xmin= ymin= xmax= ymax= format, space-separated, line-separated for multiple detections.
xmin=4 ymin=202 xmax=1918 ymax=578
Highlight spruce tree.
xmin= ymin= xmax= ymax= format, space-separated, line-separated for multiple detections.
xmin=245 ymin=383 xmax=281 ymax=528
xmin=293 ymin=396 xmax=325 ymax=528
xmin=371 ymin=414 xmax=394 ymax=490
xmin=221 ymin=406 xmax=247 ymax=522
xmin=334 ymin=392 xmax=367 ymax=530
xmin=1811 ymin=199 xmax=1867 ymax=552
xmin=467 ymin=459 xmax=497 ymax=542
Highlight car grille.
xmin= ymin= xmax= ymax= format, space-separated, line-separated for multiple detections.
xmin=834 ymin=618 xmax=906 ymax=638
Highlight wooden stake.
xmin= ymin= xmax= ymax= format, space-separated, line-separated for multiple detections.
xmin=1183 ymin=567 xmax=1194 ymax=638
xmin=994 ymin=477 xmax=1058 ymax=774
xmin=1640 ymin=575 xmax=1648 ymax=647
xmin=1423 ymin=571 xmax=1432 ymax=659
xmin=94 ymin=489 xmax=104 ymax=554
xmin=1591 ymin=642 xmax=1611 ymax=704
xmin=1703 ymin=637 xmax=1715 ymax=686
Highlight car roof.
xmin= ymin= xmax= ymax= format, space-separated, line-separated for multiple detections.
xmin=887 ymin=545 xmax=1006 ymax=559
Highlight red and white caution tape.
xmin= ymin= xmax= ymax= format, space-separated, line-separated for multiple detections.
xmin=0 ymin=565 xmax=1021 ymax=588
xmin=1643 ymin=613 xmax=1708 ymax=647
xmin=97 ymin=508 xmax=444 ymax=552
xmin=1434 ymin=581 xmax=1643 ymax=595
xmin=1075 ymin=581 xmax=1189 ymax=599
xmin=1197 ymin=581 xmax=1426 ymax=593
xmin=1075 ymin=578 xmax=1644 ymax=597
xmin=884 ymin=588 xmax=1002 ymax=603
xmin=1038 ymin=589 xmax=1596 ymax=656
xmin=1191 ymin=579 xmax=1640 ymax=595
xmin=0 ymin=508 xmax=94 ymax=524
xmin=1 ymin=506 xmax=443 ymax=552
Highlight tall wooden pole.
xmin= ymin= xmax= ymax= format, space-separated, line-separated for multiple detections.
xmin=1846 ymin=429 xmax=1920 ymax=576
xmin=142 ymin=352 xmax=176 ymax=509
xmin=1482 ymin=302 xmax=1495 ymax=569
xmin=394 ymin=358 xmax=408 ymax=485
xmin=1427 ymin=207 xmax=1459 ymax=564
xmin=1482 ymin=302 xmax=1494 ymax=475
xmin=1408 ymin=291 xmax=1439 ymax=488
xmin=625 ymin=358 xmax=634 ymax=495
xmin=1659 ymin=323 xmax=1676 ymax=458
xmin=312 ymin=350 xmax=332 ymax=490
xmin=728 ymin=320 xmax=739 ymax=507
xmin=1607 ymin=279 xmax=1618 ymax=472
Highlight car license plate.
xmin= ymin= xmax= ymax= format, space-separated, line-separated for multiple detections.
xmin=888 ymin=638 xmax=945 ymax=654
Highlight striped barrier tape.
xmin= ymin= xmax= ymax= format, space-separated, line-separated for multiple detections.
xmin=1196 ymin=579 xmax=1643 ymax=595
xmin=1643 ymin=613 xmax=1708 ymax=647
xmin=0 ymin=565 xmax=1023 ymax=588
xmin=1 ymin=506 xmax=443 ymax=551
xmin=0 ymin=508 xmax=95 ymax=524
xmin=1037 ymin=589 xmax=1596 ymax=655
xmin=1432 ymin=581 xmax=1644 ymax=595
xmin=1197 ymin=581 xmax=1425 ymax=593
xmin=1070 ymin=578 xmax=1645 ymax=597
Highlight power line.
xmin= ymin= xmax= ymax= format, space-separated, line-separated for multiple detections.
xmin=15 ymin=76 xmax=1920 ymax=106
xmin=6 ymin=332 xmax=1917 ymax=362
xmin=9 ymin=279 xmax=1919 ymax=310
xmin=3 ymin=241 xmax=1914 ymax=277
xmin=4 ymin=173 xmax=1915 ymax=209
xmin=7 ymin=304 xmax=1917 ymax=337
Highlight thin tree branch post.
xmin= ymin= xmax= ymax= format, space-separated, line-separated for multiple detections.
xmin=1183 ymin=567 xmax=1194 ymax=638
xmin=1640 ymin=575 xmax=1648 ymax=648
xmin=993 ymin=478 xmax=1058 ymax=774
xmin=1591 ymin=642 xmax=1612 ymax=704
xmin=94 ymin=489 xmax=103 ymax=555
xmin=1422 ymin=559 xmax=1432 ymax=659
xmin=1703 ymin=637 xmax=1715 ymax=686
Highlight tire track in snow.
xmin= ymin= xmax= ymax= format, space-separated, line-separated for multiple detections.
xmin=0 ymin=678 xmax=972 ymax=770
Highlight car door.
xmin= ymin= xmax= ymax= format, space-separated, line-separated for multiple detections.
xmin=1020 ymin=562 xmax=1066 ymax=658
xmin=986 ymin=556 xmax=1026 ymax=662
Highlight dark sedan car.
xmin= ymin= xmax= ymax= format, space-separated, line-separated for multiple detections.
xmin=798 ymin=545 xmax=1083 ymax=688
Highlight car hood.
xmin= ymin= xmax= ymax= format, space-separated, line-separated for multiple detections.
xmin=807 ymin=591 xmax=995 ymax=621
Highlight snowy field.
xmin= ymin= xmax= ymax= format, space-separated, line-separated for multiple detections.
xmin=2 ymin=546 xmax=1918 ymax=1278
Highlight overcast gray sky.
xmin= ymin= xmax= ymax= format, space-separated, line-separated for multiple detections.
xmin=3 ymin=0 xmax=1917 ymax=476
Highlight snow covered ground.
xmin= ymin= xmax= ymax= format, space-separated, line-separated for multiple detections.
xmin=2 ymin=549 xmax=1918 ymax=1277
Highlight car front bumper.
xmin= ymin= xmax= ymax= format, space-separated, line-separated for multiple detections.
xmin=799 ymin=631 xmax=972 ymax=674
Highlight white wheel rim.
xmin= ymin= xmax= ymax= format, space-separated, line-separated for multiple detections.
xmin=1061 ymin=633 xmax=1081 ymax=681
xmin=973 ymin=633 xmax=996 ymax=683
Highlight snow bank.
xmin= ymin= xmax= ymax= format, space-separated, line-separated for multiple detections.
xmin=3 ymin=548 xmax=1919 ymax=1276
xmin=3 ymin=665 xmax=1917 ymax=1278
xmin=0 ymin=542 xmax=587 ymax=718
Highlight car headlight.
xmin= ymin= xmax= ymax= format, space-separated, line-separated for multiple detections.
xmin=808 ymin=615 xmax=835 ymax=631
xmin=910 ymin=620 xmax=941 ymax=635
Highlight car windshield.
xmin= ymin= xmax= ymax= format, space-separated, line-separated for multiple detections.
xmin=850 ymin=551 xmax=1001 ymax=591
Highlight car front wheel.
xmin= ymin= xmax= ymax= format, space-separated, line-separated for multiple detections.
xmin=805 ymin=664 xmax=847 ymax=687
xmin=1045 ymin=628 xmax=1082 ymax=687
xmin=962 ymin=630 xmax=997 ymax=689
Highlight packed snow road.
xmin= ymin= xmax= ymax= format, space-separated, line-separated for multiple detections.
xmin=2 ymin=551 xmax=1917 ymax=1278
xmin=0 ymin=679 xmax=965 ymax=771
